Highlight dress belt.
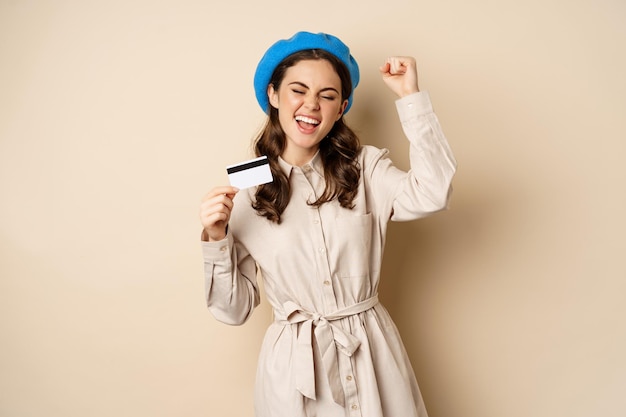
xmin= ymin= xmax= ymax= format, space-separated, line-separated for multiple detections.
xmin=273 ymin=294 xmax=380 ymax=407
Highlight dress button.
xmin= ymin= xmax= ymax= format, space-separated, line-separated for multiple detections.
xmin=346 ymin=375 xmax=353 ymax=381
xmin=319 ymin=247 xmax=325 ymax=254
xmin=351 ymin=404 xmax=359 ymax=410
xmin=323 ymin=280 xmax=331 ymax=286
xmin=219 ymin=246 xmax=227 ymax=252
xmin=313 ymin=219 xmax=319 ymax=224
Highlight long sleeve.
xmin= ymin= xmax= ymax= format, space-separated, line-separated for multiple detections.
xmin=202 ymin=230 xmax=260 ymax=325
xmin=364 ymin=91 xmax=457 ymax=221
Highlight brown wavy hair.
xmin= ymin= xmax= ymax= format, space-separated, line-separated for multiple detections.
xmin=252 ymin=49 xmax=361 ymax=224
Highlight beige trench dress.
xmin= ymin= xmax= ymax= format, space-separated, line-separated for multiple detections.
xmin=202 ymin=91 xmax=457 ymax=417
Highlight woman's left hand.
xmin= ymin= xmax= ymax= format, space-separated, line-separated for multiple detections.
xmin=379 ymin=56 xmax=419 ymax=98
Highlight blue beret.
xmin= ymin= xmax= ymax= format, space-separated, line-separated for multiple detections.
xmin=253 ymin=31 xmax=360 ymax=114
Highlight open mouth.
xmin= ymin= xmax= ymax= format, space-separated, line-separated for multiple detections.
xmin=295 ymin=115 xmax=320 ymax=131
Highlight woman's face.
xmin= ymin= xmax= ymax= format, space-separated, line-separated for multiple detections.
xmin=268 ymin=59 xmax=348 ymax=166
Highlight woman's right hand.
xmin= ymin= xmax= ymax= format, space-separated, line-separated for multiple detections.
xmin=200 ymin=186 xmax=239 ymax=241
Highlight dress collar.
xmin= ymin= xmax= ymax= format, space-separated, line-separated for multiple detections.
xmin=277 ymin=151 xmax=324 ymax=178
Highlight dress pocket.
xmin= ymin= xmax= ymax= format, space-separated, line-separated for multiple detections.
xmin=334 ymin=212 xmax=373 ymax=279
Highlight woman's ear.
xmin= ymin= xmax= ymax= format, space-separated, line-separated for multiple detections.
xmin=336 ymin=99 xmax=348 ymax=121
xmin=268 ymin=84 xmax=279 ymax=109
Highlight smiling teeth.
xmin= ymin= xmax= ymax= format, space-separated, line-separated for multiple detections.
xmin=295 ymin=115 xmax=320 ymax=125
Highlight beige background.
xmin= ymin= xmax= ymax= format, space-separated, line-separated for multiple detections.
xmin=1 ymin=0 xmax=625 ymax=416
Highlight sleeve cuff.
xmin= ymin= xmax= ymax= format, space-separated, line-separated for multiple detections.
xmin=395 ymin=91 xmax=433 ymax=121
xmin=201 ymin=232 xmax=232 ymax=260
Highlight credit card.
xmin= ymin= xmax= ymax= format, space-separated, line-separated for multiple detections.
xmin=226 ymin=155 xmax=273 ymax=189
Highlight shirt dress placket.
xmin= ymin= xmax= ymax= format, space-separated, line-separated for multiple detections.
xmin=294 ymin=163 xmax=364 ymax=416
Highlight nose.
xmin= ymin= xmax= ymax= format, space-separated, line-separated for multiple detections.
xmin=303 ymin=93 xmax=320 ymax=110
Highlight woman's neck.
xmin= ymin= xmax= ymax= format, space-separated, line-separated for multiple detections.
xmin=281 ymin=148 xmax=319 ymax=167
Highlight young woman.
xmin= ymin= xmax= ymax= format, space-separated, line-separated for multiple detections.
xmin=200 ymin=31 xmax=456 ymax=417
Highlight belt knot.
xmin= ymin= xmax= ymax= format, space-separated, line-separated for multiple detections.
xmin=273 ymin=295 xmax=379 ymax=406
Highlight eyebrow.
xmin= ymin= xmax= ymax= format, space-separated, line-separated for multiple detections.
xmin=288 ymin=81 xmax=340 ymax=95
